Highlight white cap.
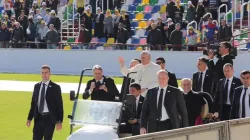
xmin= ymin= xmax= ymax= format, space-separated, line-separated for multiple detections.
xmin=85 ymin=7 xmax=90 ymax=11
xmin=167 ymin=18 xmax=172 ymax=22
xmin=37 ymin=15 xmax=43 ymax=19
xmin=199 ymin=0 xmax=203 ymax=2
xmin=50 ymin=10 xmax=56 ymax=14
xmin=188 ymin=1 xmax=192 ymax=5
xmin=42 ymin=2 xmax=46 ymax=6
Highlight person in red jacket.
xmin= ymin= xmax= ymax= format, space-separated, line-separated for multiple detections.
xmin=78 ymin=24 xmax=92 ymax=49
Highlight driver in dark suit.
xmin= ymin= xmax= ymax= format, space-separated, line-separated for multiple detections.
xmin=140 ymin=70 xmax=188 ymax=134
xmin=83 ymin=65 xmax=120 ymax=101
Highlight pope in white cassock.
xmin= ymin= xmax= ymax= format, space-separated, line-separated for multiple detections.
xmin=118 ymin=51 xmax=161 ymax=97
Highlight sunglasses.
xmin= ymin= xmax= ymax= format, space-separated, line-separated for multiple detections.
xmin=156 ymin=62 xmax=162 ymax=65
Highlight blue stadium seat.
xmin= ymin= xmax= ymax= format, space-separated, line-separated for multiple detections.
xmin=151 ymin=5 xmax=160 ymax=13
xmin=133 ymin=0 xmax=142 ymax=5
xmin=144 ymin=31 xmax=149 ymax=36
xmin=131 ymin=21 xmax=139 ymax=28
xmin=130 ymin=29 xmax=136 ymax=36
xmin=128 ymin=5 xmax=136 ymax=12
xmin=144 ymin=13 xmax=152 ymax=20
xmin=129 ymin=13 xmax=135 ymax=20
xmin=131 ymin=38 xmax=140 ymax=44
xmin=98 ymin=38 xmax=107 ymax=43
xmin=247 ymin=43 xmax=250 ymax=49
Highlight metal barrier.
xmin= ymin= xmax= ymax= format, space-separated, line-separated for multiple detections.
xmin=120 ymin=122 xmax=227 ymax=140
xmin=203 ymin=12 xmax=212 ymax=19
xmin=61 ymin=21 xmax=68 ymax=42
xmin=72 ymin=13 xmax=80 ymax=38
xmin=224 ymin=10 xmax=234 ymax=32
xmin=218 ymin=4 xmax=228 ymax=25
xmin=228 ymin=118 xmax=250 ymax=140
xmin=186 ymin=21 xmax=197 ymax=35
xmin=96 ymin=0 xmax=104 ymax=12
xmin=240 ymin=2 xmax=249 ymax=30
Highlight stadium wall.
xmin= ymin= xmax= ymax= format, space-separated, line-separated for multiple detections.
xmin=0 ymin=49 xmax=249 ymax=78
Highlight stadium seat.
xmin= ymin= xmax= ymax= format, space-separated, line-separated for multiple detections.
xmin=138 ymin=21 xmax=147 ymax=29
xmin=160 ymin=5 xmax=166 ymax=13
xmin=104 ymin=38 xmax=115 ymax=47
xmin=233 ymin=40 xmax=239 ymax=47
xmin=144 ymin=5 xmax=152 ymax=13
xmin=64 ymin=45 xmax=71 ymax=50
xmin=144 ymin=13 xmax=152 ymax=20
xmin=139 ymin=38 xmax=147 ymax=45
xmin=128 ymin=5 xmax=136 ymax=12
xmin=132 ymin=38 xmax=140 ymax=44
xmin=246 ymin=43 xmax=250 ymax=49
xmin=133 ymin=0 xmax=142 ymax=5
xmin=129 ymin=13 xmax=135 ymax=20
xmin=150 ymin=0 xmax=158 ymax=5
xmin=121 ymin=5 xmax=129 ymax=12
xmin=134 ymin=13 xmax=144 ymax=21
xmin=136 ymin=5 xmax=144 ymax=12
xmin=130 ymin=29 xmax=136 ymax=36
xmin=131 ymin=21 xmax=139 ymax=28
xmin=151 ymin=5 xmax=160 ymax=13
xmin=239 ymin=40 xmax=247 ymax=48
xmin=136 ymin=46 xmax=143 ymax=51
xmin=160 ymin=13 xmax=167 ymax=21
xmin=145 ymin=31 xmax=149 ymax=36
xmin=134 ymin=29 xmax=146 ymax=37
xmin=125 ymin=0 xmax=135 ymax=5
xmin=152 ymin=12 xmax=161 ymax=20
xmin=126 ymin=38 xmax=132 ymax=44
xmin=233 ymin=30 xmax=241 ymax=39
xmin=91 ymin=37 xmax=98 ymax=43
xmin=157 ymin=0 xmax=166 ymax=5
xmin=141 ymin=0 xmax=150 ymax=5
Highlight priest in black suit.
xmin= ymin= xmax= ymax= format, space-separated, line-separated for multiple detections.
xmin=207 ymin=42 xmax=233 ymax=83
xmin=83 ymin=65 xmax=119 ymax=101
xmin=231 ymin=70 xmax=250 ymax=119
xmin=119 ymin=83 xmax=144 ymax=136
xmin=212 ymin=63 xmax=242 ymax=121
xmin=140 ymin=70 xmax=188 ymax=134
xmin=155 ymin=57 xmax=178 ymax=88
xmin=120 ymin=59 xmax=141 ymax=101
xmin=192 ymin=57 xmax=215 ymax=97
xmin=26 ymin=65 xmax=64 ymax=140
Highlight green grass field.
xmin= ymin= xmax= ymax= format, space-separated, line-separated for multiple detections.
xmin=0 ymin=73 xmax=124 ymax=84
xmin=0 ymin=91 xmax=73 ymax=140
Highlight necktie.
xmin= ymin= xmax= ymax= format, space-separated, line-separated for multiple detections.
xmin=158 ymin=89 xmax=164 ymax=119
xmin=38 ymin=83 xmax=46 ymax=114
xmin=197 ymin=72 xmax=203 ymax=91
xmin=133 ymin=99 xmax=137 ymax=118
xmin=241 ymin=88 xmax=248 ymax=118
xmin=224 ymin=79 xmax=229 ymax=103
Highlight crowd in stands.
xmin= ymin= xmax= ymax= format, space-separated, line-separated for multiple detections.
xmin=0 ymin=0 xmax=233 ymax=50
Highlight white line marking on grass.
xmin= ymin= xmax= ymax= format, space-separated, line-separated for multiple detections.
xmin=0 ymin=80 xmax=122 ymax=93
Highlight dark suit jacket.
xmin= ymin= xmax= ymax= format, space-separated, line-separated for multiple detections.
xmin=192 ymin=69 xmax=215 ymax=97
xmin=83 ymin=76 xmax=119 ymax=101
xmin=27 ymin=81 xmax=64 ymax=124
xmin=141 ymin=86 xmax=188 ymax=133
xmin=207 ymin=55 xmax=233 ymax=83
xmin=120 ymin=77 xmax=135 ymax=101
xmin=166 ymin=69 xmax=178 ymax=88
xmin=231 ymin=86 xmax=245 ymax=119
xmin=213 ymin=77 xmax=242 ymax=120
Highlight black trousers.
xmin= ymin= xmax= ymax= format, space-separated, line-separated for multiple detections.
xmin=157 ymin=119 xmax=172 ymax=132
xmin=222 ymin=104 xmax=231 ymax=121
xmin=33 ymin=114 xmax=55 ymax=140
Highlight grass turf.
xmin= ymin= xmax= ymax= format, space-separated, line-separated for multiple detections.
xmin=0 ymin=91 xmax=74 ymax=140
xmin=0 ymin=73 xmax=124 ymax=84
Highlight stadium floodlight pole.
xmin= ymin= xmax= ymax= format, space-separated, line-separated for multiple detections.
xmin=75 ymin=68 xmax=92 ymax=99
xmin=117 ymin=71 xmax=137 ymax=134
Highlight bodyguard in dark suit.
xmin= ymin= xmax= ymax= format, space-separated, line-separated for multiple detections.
xmin=231 ymin=70 xmax=250 ymax=119
xmin=26 ymin=65 xmax=64 ymax=140
xmin=207 ymin=42 xmax=233 ymax=83
xmin=213 ymin=64 xmax=242 ymax=121
xmin=120 ymin=59 xmax=141 ymax=101
xmin=140 ymin=70 xmax=188 ymax=134
xmin=192 ymin=57 xmax=215 ymax=97
xmin=155 ymin=57 xmax=178 ymax=88
xmin=119 ymin=83 xmax=144 ymax=136
xmin=83 ymin=65 xmax=119 ymax=101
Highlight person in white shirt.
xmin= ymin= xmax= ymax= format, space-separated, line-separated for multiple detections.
xmin=231 ymin=70 xmax=250 ymax=119
xmin=118 ymin=51 xmax=161 ymax=96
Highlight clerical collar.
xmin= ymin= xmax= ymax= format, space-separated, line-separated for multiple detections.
xmin=143 ymin=62 xmax=151 ymax=67
xmin=221 ymin=53 xmax=229 ymax=58
xmin=183 ymin=90 xmax=192 ymax=95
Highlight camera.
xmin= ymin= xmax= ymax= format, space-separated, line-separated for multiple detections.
xmin=94 ymin=82 xmax=102 ymax=91
xmin=203 ymin=42 xmax=237 ymax=59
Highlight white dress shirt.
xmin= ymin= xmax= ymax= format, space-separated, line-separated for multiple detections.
xmin=225 ymin=76 xmax=233 ymax=105
xmin=157 ymin=86 xmax=169 ymax=121
xmin=135 ymin=95 xmax=140 ymax=112
xmin=199 ymin=69 xmax=207 ymax=92
xmin=120 ymin=62 xmax=161 ymax=96
xmin=239 ymin=87 xmax=250 ymax=118
xmin=38 ymin=81 xmax=50 ymax=113
xmin=89 ymin=77 xmax=104 ymax=94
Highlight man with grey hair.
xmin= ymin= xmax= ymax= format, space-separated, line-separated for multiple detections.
xmin=140 ymin=70 xmax=188 ymax=134
xmin=118 ymin=51 xmax=161 ymax=97
xmin=146 ymin=23 xmax=163 ymax=50
xmin=169 ymin=23 xmax=182 ymax=51
xmin=180 ymin=78 xmax=206 ymax=126
xmin=83 ymin=65 xmax=119 ymax=101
